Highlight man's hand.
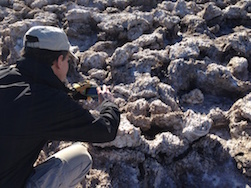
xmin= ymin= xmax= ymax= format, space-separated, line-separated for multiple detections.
xmin=97 ymin=85 xmax=114 ymax=104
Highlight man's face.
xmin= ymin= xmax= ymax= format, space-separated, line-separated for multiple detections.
xmin=51 ymin=53 xmax=69 ymax=82
xmin=60 ymin=54 xmax=69 ymax=81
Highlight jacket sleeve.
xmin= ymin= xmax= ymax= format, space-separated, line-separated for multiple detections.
xmin=90 ymin=100 xmax=121 ymax=142
xmin=25 ymin=91 xmax=121 ymax=143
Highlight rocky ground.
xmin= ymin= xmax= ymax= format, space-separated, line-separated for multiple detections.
xmin=0 ymin=0 xmax=251 ymax=187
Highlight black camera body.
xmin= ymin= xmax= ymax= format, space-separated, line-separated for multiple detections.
xmin=71 ymin=82 xmax=98 ymax=100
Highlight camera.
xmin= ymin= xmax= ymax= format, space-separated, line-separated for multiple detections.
xmin=85 ymin=86 xmax=98 ymax=98
xmin=71 ymin=82 xmax=98 ymax=100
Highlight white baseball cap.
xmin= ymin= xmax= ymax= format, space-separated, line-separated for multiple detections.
xmin=23 ymin=25 xmax=78 ymax=61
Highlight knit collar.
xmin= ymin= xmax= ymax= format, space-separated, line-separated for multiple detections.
xmin=16 ymin=57 xmax=69 ymax=93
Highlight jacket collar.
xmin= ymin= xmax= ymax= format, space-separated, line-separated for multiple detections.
xmin=16 ymin=57 xmax=69 ymax=93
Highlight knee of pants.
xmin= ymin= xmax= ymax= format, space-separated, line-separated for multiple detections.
xmin=76 ymin=143 xmax=93 ymax=167
xmin=66 ymin=144 xmax=93 ymax=181
xmin=25 ymin=144 xmax=93 ymax=188
xmin=52 ymin=143 xmax=93 ymax=172
xmin=81 ymin=150 xmax=93 ymax=170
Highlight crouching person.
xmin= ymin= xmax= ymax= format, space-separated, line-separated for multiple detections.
xmin=0 ymin=26 xmax=120 ymax=188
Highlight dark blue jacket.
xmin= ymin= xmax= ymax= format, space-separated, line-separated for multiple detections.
xmin=0 ymin=58 xmax=120 ymax=187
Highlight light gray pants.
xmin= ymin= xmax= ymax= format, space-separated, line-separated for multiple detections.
xmin=26 ymin=143 xmax=92 ymax=188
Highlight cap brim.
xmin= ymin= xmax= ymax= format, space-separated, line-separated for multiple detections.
xmin=69 ymin=50 xmax=79 ymax=62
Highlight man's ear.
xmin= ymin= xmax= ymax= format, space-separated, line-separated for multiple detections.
xmin=54 ymin=55 xmax=64 ymax=69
